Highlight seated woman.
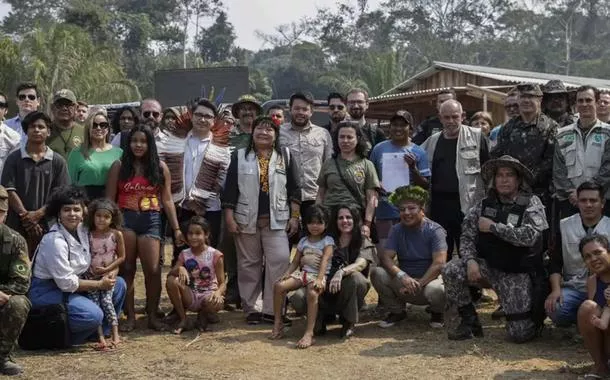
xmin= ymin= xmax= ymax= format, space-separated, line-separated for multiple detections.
xmin=27 ymin=186 xmax=126 ymax=345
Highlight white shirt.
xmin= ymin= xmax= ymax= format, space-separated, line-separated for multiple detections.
xmin=0 ymin=122 xmax=21 ymax=176
xmin=33 ymin=223 xmax=91 ymax=293
xmin=184 ymin=133 xmax=211 ymax=191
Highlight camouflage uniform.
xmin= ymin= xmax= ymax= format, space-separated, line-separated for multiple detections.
xmin=542 ymin=80 xmax=577 ymax=128
xmin=0 ymin=223 xmax=31 ymax=361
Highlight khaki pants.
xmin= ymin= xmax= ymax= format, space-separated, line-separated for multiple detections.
xmin=370 ymin=266 xmax=445 ymax=314
xmin=234 ymin=225 xmax=290 ymax=315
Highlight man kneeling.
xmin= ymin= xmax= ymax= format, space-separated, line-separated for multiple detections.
xmin=443 ymin=155 xmax=548 ymax=343
xmin=371 ymin=185 xmax=447 ymax=328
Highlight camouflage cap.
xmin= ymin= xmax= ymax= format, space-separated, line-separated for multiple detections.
xmin=389 ymin=110 xmax=414 ymax=125
xmin=542 ymin=80 xmax=568 ymax=94
xmin=0 ymin=185 xmax=8 ymax=212
xmin=482 ymin=155 xmax=534 ymax=186
xmin=516 ymin=83 xmax=543 ymax=97
xmin=231 ymin=95 xmax=262 ymax=118
xmin=52 ymin=89 xmax=77 ymax=104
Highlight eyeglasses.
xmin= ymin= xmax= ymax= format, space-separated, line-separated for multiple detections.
xmin=192 ymin=112 xmax=215 ymax=120
xmin=504 ymin=104 xmax=518 ymax=109
xmin=143 ymin=111 xmax=160 ymax=119
xmin=0 ymin=102 xmax=7 ymax=108
xmin=91 ymin=122 xmax=109 ymax=130
xmin=18 ymin=94 xmax=37 ymax=101
xmin=329 ymin=105 xmax=345 ymax=110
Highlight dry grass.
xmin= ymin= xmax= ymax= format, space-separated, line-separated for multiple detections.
xmin=13 ymin=249 xmax=594 ymax=380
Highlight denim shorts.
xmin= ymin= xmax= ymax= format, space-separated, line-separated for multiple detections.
xmin=122 ymin=210 xmax=162 ymax=240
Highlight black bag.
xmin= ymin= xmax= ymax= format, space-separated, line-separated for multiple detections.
xmin=18 ymin=236 xmax=71 ymax=350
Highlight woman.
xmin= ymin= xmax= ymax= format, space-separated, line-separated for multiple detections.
xmin=67 ymin=110 xmax=123 ymax=200
xmin=222 ymin=116 xmax=301 ymax=325
xmin=470 ymin=111 xmax=493 ymax=137
xmin=317 ymin=121 xmax=380 ymax=239
xmin=110 ymin=106 xmax=138 ymax=149
xmin=28 ymin=186 xmax=126 ymax=345
xmin=106 ymin=125 xmax=184 ymax=331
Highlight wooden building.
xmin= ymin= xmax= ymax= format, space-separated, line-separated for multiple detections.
xmin=368 ymin=61 xmax=610 ymax=126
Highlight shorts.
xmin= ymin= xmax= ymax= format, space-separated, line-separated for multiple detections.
xmin=188 ymin=288 xmax=214 ymax=312
xmin=122 ymin=210 xmax=162 ymax=240
xmin=291 ymin=271 xmax=319 ymax=286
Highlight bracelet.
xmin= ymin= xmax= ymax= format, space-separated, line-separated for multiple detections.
xmin=396 ymin=270 xmax=407 ymax=280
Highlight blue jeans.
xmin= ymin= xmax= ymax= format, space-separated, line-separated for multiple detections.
xmin=28 ymin=277 xmax=126 ymax=345
xmin=548 ymin=286 xmax=587 ymax=327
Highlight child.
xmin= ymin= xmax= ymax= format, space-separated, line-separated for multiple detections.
xmin=270 ymin=205 xmax=334 ymax=349
xmin=166 ymin=216 xmax=226 ymax=334
xmin=583 ymin=235 xmax=610 ymax=330
xmin=85 ymin=199 xmax=126 ymax=349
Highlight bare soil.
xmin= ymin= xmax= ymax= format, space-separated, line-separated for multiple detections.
xmin=12 ymin=249 xmax=594 ymax=380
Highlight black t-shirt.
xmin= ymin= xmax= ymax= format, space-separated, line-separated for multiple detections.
xmin=431 ymin=134 xmax=459 ymax=194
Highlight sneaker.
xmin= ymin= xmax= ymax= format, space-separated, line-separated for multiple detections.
xmin=429 ymin=312 xmax=444 ymax=329
xmin=378 ymin=311 xmax=407 ymax=328
xmin=262 ymin=313 xmax=292 ymax=326
xmin=246 ymin=312 xmax=262 ymax=325
xmin=0 ymin=358 xmax=23 ymax=376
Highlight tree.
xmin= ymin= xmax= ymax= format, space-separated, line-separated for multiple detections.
xmin=1 ymin=0 xmax=66 ymax=34
xmin=197 ymin=11 xmax=236 ymax=63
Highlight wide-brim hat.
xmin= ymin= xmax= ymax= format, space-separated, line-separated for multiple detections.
xmin=231 ymin=95 xmax=262 ymax=118
xmin=482 ymin=155 xmax=534 ymax=186
xmin=542 ymin=80 xmax=568 ymax=95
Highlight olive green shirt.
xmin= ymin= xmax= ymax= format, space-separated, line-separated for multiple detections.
xmin=47 ymin=123 xmax=85 ymax=159
xmin=317 ymin=156 xmax=379 ymax=210
xmin=0 ymin=223 xmax=31 ymax=295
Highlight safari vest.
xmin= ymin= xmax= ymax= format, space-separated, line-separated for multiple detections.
xmin=234 ymin=148 xmax=290 ymax=234
xmin=555 ymin=120 xmax=610 ymax=199
xmin=477 ymin=194 xmax=538 ymax=273
xmin=422 ymin=125 xmax=484 ymax=214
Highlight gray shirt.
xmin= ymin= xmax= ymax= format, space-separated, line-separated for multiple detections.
xmin=278 ymin=122 xmax=332 ymax=201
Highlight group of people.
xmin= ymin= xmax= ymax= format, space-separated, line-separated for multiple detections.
xmin=1 ymin=79 xmax=610 ymax=377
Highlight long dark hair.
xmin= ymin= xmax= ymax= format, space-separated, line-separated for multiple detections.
xmin=86 ymin=198 xmax=123 ymax=230
xmin=245 ymin=116 xmax=282 ymax=156
xmin=332 ymin=121 xmax=368 ymax=158
xmin=111 ymin=106 xmax=139 ymax=135
xmin=118 ymin=124 xmax=164 ymax=186
xmin=329 ymin=204 xmax=363 ymax=264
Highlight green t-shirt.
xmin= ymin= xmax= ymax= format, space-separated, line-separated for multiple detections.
xmin=47 ymin=124 xmax=85 ymax=159
xmin=67 ymin=146 xmax=123 ymax=186
xmin=317 ymin=156 xmax=380 ymax=210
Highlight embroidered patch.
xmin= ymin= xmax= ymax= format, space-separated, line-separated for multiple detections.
xmin=72 ymin=136 xmax=82 ymax=147
xmin=594 ymin=133 xmax=603 ymax=143
xmin=14 ymin=263 xmax=27 ymax=275
xmin=483 ymin=207 xmax=497 ymax=218
xmin=507 ymin=213 xmax=520 ymax=226
xmin=353 ymin=167 xmax=366 ymax=185
xmin=562 ymin=134 xmax=575 ymax=143
xmin=532 ymin=214 xmax=544 ymax=226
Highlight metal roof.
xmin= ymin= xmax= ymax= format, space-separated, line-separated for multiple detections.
xmin=380 ymin=61 xmax=610 ymax=96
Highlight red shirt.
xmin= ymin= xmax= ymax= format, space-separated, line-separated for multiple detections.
xmin=117 ymin=176 xmax=161 ymax=212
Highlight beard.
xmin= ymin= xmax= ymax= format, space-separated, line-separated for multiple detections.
xmin=348 ymin=109 xmax=364 ymax=120
xmin=292 ymin=117 xmax=309 ymax=127
xmin=331 ymin=113 xmax=345 ymax=123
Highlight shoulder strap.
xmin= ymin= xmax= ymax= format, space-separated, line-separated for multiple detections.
xmin=333 ymin=158 xmax=364 ymax=206
xmin=31 ymin=230 xmax=71 ymax=304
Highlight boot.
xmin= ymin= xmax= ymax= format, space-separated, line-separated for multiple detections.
xmin=448 ymin=303 xmax=484 ymax=340
xmin=0 ymin=357 xmax=23 ymax=376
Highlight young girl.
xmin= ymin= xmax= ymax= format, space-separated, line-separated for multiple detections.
xmin=270 ymin=205 xmax=334 ymax=349
xmin=85 ymin=199 xmax=126 ymax=349
xmin=166 ymin=216 xmax=226 ymax=334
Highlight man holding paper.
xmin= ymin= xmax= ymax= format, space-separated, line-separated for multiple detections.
xmin=370 ymin=110 xmax=430 ymax=251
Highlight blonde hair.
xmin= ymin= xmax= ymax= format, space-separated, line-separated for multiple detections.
xmin=82 ymin=110 xmax=110 ymax=160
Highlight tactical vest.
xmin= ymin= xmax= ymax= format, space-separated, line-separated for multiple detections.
xmin=477 ymin=194 xmax=539 ymax=273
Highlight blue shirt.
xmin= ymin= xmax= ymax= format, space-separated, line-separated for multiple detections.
xmin=385 ymin=218 xmax=447 ymax=278
xmin=297 ymin=235 xmax=335 ymax=274
xmin=4 ymin=115 xmax=27 ymax=145
xmin=370 ymin=141 xmax=430 ymax=220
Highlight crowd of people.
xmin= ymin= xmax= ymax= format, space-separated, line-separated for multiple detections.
xmin=0 ymin=80 xmax=610 ymax=377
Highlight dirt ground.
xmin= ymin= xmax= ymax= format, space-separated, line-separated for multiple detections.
xmin=12 ymin=249 xmax=596 ymax=380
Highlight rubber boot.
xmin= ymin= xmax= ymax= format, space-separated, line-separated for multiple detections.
xmin=448 ymin=303 xmax=484 ymax=340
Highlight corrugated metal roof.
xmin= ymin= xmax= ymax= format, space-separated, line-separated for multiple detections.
xmin=380 ymin=61 xmax=610 ymax=96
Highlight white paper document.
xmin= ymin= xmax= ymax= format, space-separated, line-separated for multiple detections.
xmin=381 ymin=153 xmax=410 ymax=192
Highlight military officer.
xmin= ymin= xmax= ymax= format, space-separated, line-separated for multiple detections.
xmin=443 ymin=155 xmax=549 ymax=343
xmin=0 ymin=185 xmax=31 ymax=376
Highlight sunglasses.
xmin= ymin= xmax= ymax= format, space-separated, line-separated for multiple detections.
xmin=143 ymin=111 xmax=160 ymax=119
xmin=0 ymin=102 xmax=7 ymax=108
xmin=18 ymin=94 xmax=37 ymax=101
xmin=504 ymin=104 xmax=519 ymax=109
xmin=329 ymin=105 xmax=345 ymax=110
xmin=92 ymin=122 xmax=110 ymax=130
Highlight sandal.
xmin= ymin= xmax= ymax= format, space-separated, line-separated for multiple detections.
xmin=173 ymin=319 xmax=191 ymax=335
xmin=584 ymin=374 xmax=607 ymax=379
xmin=295 ymin=335 xmax=315 ymax=349
xmin=93 ymin=342 xmax=110 ymax=352
xmin=268 ymin=326 xmax=284 ymax=340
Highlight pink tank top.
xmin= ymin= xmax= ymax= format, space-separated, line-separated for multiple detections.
xmin=89 ymin=231 xmax=117 ymax=277
xmin=117 ymin=175 xmax=161 ymax=211
xmin=179 ymin=247 xmax=223 ymax=294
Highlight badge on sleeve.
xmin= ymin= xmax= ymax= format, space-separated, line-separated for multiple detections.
xmin=507 ymin=213 xmax=520 ymax=227
xmin=483 ymin=207 xmax=497 ymax=218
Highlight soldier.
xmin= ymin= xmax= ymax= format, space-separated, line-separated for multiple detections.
xmin=443 ymin=155 xmax=548 ymax=343
xmin=542 ymin=79 xmax=577 ymax=127
xmin=0 ymin=185 xmax=31 ymax=376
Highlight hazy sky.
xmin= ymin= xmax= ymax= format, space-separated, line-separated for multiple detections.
xmin=0 ymin=0 xmax=382 ymax=51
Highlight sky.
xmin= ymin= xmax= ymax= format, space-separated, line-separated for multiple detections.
xmin=0 ymin=0 xmax=382 ymax=51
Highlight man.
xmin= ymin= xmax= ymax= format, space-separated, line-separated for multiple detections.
xmin=345 ymin=88 xmax=385 ymax=155
xmin=553 ymin=85 xmax=610 ymax=220
xmin=230 ymin=94 xmax=263 ymax=151
xmin=5 ymin=82 xmax=40 ymax=144
xmin=266 ymin=105 xmax=284 ymax=125
xmin=370 ymin=110 xmax=430 ymax=251
xmin=279 ymin=91 xmax=333 ymax=218
xmin=421 ymin=100 xmax=489 ymax=260
xmin=0 ymin=94 xmax=20 ymax=175
xmin=76 ymin=101 xmax=88 ymax=123
xmin=598 ymin=90 xmax=610 ymax=124
xmin=489 ymin=88 xmax=520 ymax=148
xmin=324 ymin=92 xmax=347 ymax=136
xmin=46 ymin=89 xmax=85 ymax=159
xmin=0 ymin=185 xmax=31 ymax=376
xmin=545 ymin=181 xmax=610 ymax=327
xmin=371 ymin=185 xmax=446 ymax=328
xmin=542 ymin=80 xmax=576 ymax=127
xmin=443 ymin=155 xmax=548 ymax=343
xmin=413 ymin=89 xmax=456 ymax=145
xmin=492 ymin=83 xmax=557 ymax=199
